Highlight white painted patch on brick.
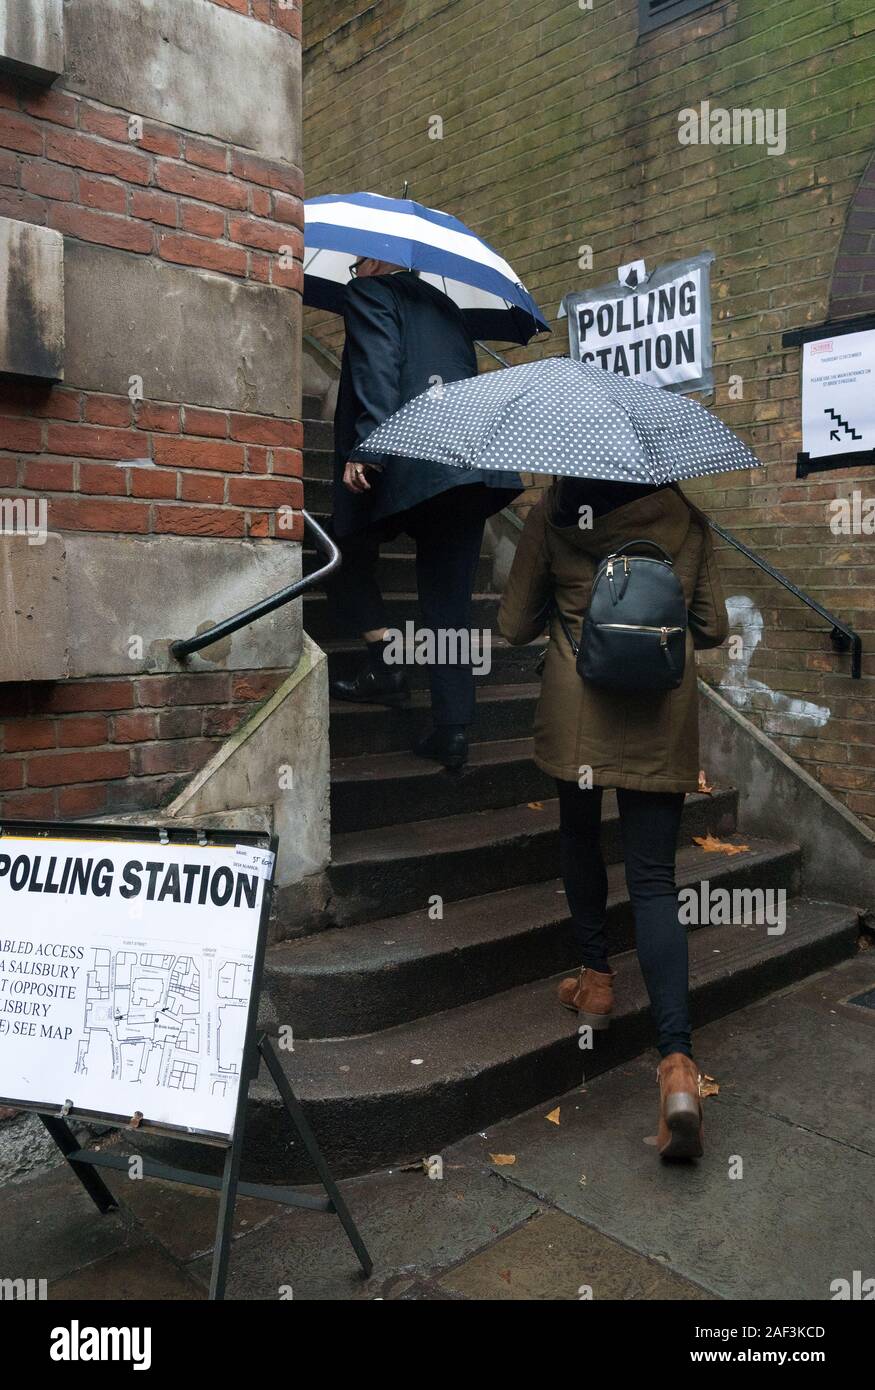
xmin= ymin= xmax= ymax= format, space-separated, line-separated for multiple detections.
xmin=719 ymin=595 xmax=830 ymax=729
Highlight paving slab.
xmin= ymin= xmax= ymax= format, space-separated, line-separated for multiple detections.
xmin=449 ymin=956 xmax=875 ymax=1301
xmin=0 ymin=1163 xmax=133 ymax=1286
xmin=436 ymin=1208 xmax=716 ymax=1301
xmin=699 ymin=952 xmax=875 ymax=1152
xmin=3 ymin=957 xmax=871 ymax=1301
xmin=187 ymin=1163 xmax=540 ymax=1300
xmin=100 ymin=1170 xmax=281 ymax=1264
xmin=49 ymin=1245 xmax=203 ymax=1301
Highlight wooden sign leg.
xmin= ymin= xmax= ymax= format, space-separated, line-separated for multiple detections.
xmin=39 ymin=1114 xmax=119 ymax=1215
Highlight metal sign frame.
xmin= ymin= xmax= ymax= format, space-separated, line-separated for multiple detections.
xmin=0 ymin=819 xmax=371 ymax=1300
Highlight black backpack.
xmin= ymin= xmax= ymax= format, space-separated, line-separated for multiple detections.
xmin=555 ymin=539 xmax=687 ymax=692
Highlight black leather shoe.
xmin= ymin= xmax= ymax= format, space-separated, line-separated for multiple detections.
xmin=413 ymin=727 xmax=468 ymax=770
xmin=330 ymin=666 xmax=409 ymax=707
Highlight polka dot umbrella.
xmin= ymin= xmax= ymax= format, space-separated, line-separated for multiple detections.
xmin=354 ymin=356 xmax=760 ymax=484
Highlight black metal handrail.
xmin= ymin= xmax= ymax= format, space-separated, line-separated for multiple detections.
xmin=170 ymin=510 xmax=340 ymax=660
xmin=708 ymin=519 xmax=862 ymax=679
xmin=502 ymin=500 xmax=863 ymax=678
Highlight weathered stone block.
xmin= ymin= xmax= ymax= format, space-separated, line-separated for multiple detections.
xmin=0 ymin=533 xmax=70 ymax=682
xmin=167 ymin=635 xmax=330 ymax=896
xmin=0 ymin=0 xmax=64 ymax=84
xmin=64 ymin=0 xmax=301 ymax=165
xmin=63 ymin=532 xmax=303 ymax=676
xmin=64 ymin=240 xmax=299 ymax=416
xmin=0 ymin=217 xmax=64 ymax=381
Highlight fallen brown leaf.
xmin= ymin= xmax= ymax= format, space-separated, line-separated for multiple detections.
xmin=693 ymin=834 xmax=750 ymax=856
xmin=699 ymin=1073 xmax=720 ymax=1098
xmin=546 ymin=1106 xmax=561 ymax=1125
xmin=527 ymin=801 xmax=544 ymax=811
xmin=489 ymin=1153 xmax=516 ymax=1165
xmin=697 ymin=769 xmax=714 ymax=794
xmin=499 ymin=1269 xmax=512 ymax=1284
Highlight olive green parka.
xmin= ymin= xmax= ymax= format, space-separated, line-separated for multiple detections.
xmin=498 ymin=484 xmax=729 ymax=792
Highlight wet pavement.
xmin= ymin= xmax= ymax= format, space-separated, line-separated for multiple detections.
xmin=2 ymin=953 xmax=873 ymax=1301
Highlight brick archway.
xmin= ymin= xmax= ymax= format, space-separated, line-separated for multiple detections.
xmin=829 ymin=147 xmax=875 ymax=319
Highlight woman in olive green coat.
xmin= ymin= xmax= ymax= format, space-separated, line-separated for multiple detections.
xmin=498 ymin=477 xmax=728 ymax=1159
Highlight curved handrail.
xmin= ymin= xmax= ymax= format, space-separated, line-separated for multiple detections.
xmin=706 ymin=519 xmax=862 ymax=679
xmin=169 ymin=510 xmax=340 ymax=661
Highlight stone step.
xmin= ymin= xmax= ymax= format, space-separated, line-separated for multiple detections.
xmin=326 ymin=788 xmax=738 ymax=925
xmin=330 ymin=736 xmax=551 ymax=832
xmin=327 ymin=683 xmax=540 ymax=756
xmin=303 ymin=417 xmax=334 ymax=450
xmin=303 ymin=544 xmax=492 ymax=594
xmin=302 ymin=395 xmax=324 ymax=418
xmin=260 ymin=836 xmax=802 ymax=1037
xmin=304 ymin=529 xmax=418 ymax=558
xmin=303 ymin=591 xmax=500 ymax=641
xmin=241 ymin=898 xmax=860 ymax=1180
xmin=302 ymin=446 xmax=333 ymax=480
xmin=301 ymin=474 xmax=332 ymax=512
xmin=320 ymin=634 xmax=545 ymax=688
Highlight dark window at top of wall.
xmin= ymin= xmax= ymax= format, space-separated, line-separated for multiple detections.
xmin=639 ymin=0 xmax=715 ymax=35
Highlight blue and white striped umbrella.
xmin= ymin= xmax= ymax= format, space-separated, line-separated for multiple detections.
xmin=304 ymin=192 xmax=549 ymax=345
xmin=356 ymin=357 xmax=761 ymax=485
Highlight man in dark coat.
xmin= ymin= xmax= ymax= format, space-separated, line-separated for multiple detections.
xmin=327 ymin=257 xmax=521 ymax=768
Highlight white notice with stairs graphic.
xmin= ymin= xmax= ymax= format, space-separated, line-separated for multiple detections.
xmin=0 ymin=832 xmax=271 ymax=1141
xmin=801 ymin=327 xmax=875 ymax=459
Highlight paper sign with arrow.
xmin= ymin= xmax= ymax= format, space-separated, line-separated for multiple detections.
xmin=802 ymin=327 xmax=875 ymax=459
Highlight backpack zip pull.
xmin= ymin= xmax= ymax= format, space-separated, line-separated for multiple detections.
xmin=606 ymin=557 xmax=618 ymax=605
xmin=619 ymin=554 xmax=631 ymax=600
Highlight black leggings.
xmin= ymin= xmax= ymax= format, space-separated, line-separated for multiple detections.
xmin=556 ymin=780 xmax=691 ymax=1059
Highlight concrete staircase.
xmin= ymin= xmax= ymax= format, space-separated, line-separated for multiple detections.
xmin=242 ymin=395 xmax=861 ymax=1182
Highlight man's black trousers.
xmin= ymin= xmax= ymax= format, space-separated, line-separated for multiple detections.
xmin=328 ymin=489 xmax=486 ymax=726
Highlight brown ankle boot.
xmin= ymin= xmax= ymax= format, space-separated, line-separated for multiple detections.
xmin=557 ymin=967 xmax=614 ymax=1029
xmin=656 ymin=1053 xmax=703 ymax=1159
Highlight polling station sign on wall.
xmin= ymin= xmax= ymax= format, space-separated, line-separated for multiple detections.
xmin=563 ymin=252 xmax=715 ymax=394
xmin=801 ymin=325 xmax=875 ymax=462
xmin=0 ymin=824 xmax=275 ymax=1142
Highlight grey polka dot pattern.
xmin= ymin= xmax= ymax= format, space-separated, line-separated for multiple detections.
xmin=358 ymin=357 xmax=760 ymax=484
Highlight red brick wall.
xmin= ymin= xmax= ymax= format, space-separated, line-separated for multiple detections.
xmin=0 ymin=76 xmax=304 ymax=535
xmin=210 ymin=0 xmax=302 ymax=38
xmin=830 ymin=151 xmax=875 ymax=321
xmin=0 ymin=671 xmax=283 ymax=821
xmin=0 ymin=13 xmax=303 ymax=821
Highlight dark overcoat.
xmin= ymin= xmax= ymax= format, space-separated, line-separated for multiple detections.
xmin=333 ymin=270 xmax=520 ymax=536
